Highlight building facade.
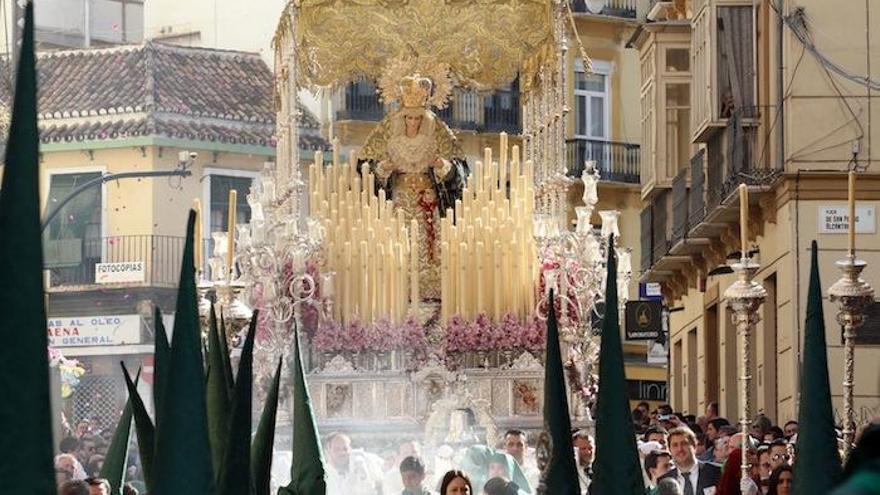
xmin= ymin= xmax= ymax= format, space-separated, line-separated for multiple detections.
xmin=0 ymin=41 xmax=325 ymax=428
xmin=633 ymin=0 xmax=880 ymax=424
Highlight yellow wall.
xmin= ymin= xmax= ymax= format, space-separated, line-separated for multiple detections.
xmin=667 ymin=176 xmax=880 ymax=424
xmin=39 ymin=144 xmax=268 ymax=239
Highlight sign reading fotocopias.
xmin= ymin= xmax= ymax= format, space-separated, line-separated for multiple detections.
xmin=47 ymin=315 xmax=142 ymax=347
xmin=95 ymin=261 xmax=146 ymax=284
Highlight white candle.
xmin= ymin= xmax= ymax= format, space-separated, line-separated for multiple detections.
xmin=226 ymin=189 xmax=237 ymax=280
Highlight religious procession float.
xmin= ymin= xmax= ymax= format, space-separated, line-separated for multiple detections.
xmin=197 ymin=0 xmax=633 ymax=447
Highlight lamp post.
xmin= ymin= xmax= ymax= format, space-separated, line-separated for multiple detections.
xmin=724 ymin=184 xmax=766 ymax=480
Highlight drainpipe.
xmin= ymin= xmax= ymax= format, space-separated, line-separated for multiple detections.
xmin=83 ymin=0 xmax=91 ymax=48
xmin=777 ymin=1 xmax=785 ymax=171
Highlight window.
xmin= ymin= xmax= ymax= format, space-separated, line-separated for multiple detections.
xmin=716 ymin=6 xmax=755 ymax=118
xmin=43 ymin=171 xmax=104 ymax=269
xmin=574 ymin=59 xmax=610 ymax=139
xmin=665 ymin=48 xmax=690 ymax=73
xmin=665 ymin=83 xmax=691 ymax=172
xmin=207 ymin=173 xmax=256 ymax=235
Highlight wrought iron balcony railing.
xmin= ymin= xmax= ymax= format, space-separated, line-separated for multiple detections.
xmin=45 ymin=235 xmax=185 ymax=288
xmin=335 ymin=81 xmax=521 ymax=134
xmin=566 ymin=138 xmax=640 ymax=183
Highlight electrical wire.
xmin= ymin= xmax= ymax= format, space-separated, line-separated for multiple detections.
xmin=771 ymin=1 xmax=880 ymax=91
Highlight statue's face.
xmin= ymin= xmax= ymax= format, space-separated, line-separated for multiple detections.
xmin=404 ymin=114 xmax=423 ymax=136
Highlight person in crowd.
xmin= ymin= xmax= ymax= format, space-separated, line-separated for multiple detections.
xmin=644 ymin=449 xmax=673 ymax=493
xmin=751 ymin=414 xmax=772 ymax=442
xmin=689 ymin=424 xmax=707 ymax=458
xmin=705 ymin=402 xmax=720 ymax=422
xmin=74 ymin=420 xmax=91 ymax=439
xmin=385 ymin=440 xmax=422 ymax=493
xmin=399 ymin=456 xmax=435 ymax=495
xmin=482 ymin=477 xmax=519 ymax=495
xmin=756 ymin=443 xmax=772 ymax=493
xmin=86 ymin=454 xmax=105 ymax=478
xmin=502 ymin=429 xmax=539 ymax=489
xmin=84 ymin=478 xmax=110 ymax=495
xmin=644 ymin=426 xmax=669 ymax=449
xmin=763 ymin=427 xmax=784 ymax=443
xmin=713 ymin=425 xmax=738 ymax=465
xmin=60 ymin=436 xmax=80 ymax=456
xmin=573 ymin=430 xmax=594 ymax=495
xmin=700 ymin=417 xmax=730 ymax=462
xmin=55 ymin=453 xmax=87 ymax=481
xmin=656 ymin=478 xmax=683 ymax=495
xmin=324 ymin=432 xmax=385 ymax=495
xmin=440 ymin=470 xmax=473 ymax=495
xmin=659 ymin=426 xmax=721 ymax=494
xmin=76 ymin=436 xmax=98 ymax=467
xmin=765 ymin=465 xmax=792 ymax=495
xmin=59 ymin=480 xmax=90 ymax=495
xmin=716 ymin=448 xmax=761 ymax=495
xmin=781 ymin=421 xmax=798 ymax=441
xmin=767 ymin=439 xmax=791 ymax=472
xmin=122 ymin=484 xmax=138 ymax=495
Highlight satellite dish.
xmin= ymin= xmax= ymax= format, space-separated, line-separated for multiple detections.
xmin=585 ymin=0 xmax=607 ymax=14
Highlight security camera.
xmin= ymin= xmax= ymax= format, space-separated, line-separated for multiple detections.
xmin=178 ymin=150 xmax=198 ymax=163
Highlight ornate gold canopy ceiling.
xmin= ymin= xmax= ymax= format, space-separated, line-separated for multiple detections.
xmin=274 ymin=0 xmax=557 ymax=92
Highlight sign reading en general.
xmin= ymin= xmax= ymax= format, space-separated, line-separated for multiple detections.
xmin=625 ymin=300 xmax=663 ymax=340
xmin=47 ymin=315 xmax=142 ymax=347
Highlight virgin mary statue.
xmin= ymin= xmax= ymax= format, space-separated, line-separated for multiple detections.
xmin=358 ymin=74 xmax=468 ymax=300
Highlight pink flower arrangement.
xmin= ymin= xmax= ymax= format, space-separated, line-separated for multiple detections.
xmin=518 ymin=317 xmax=547 ymax=353
xmin=311 ymin=319 xmax=344 ymax=352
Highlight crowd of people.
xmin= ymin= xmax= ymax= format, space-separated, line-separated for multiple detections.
xmin=53 ymin=417 xmax=144 ymax=495
xmin=52 ymin=401 xmax=878 ymax=494
xmin=315 ymin=401 xmax=878 ymax=495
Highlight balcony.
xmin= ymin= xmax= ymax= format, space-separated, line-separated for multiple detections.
xmin=567 ymin=138 xmax=640 ymax=184
xmin=640 ymin=110 xmax=783 ymax=298
xmin=335 ymin=81 xmax=521 ymax=134
xmin=45 ymin=235 xmax=185 ymax=289
xmin=570 ymin=0 xmax=638 ymax=19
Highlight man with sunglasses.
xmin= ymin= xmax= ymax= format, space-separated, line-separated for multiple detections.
xmin=767 ymin=439 xmax=791 ymax=472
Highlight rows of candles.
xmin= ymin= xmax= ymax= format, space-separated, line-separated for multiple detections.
xmin=308 ymin=149 xmax=416 ymax=326
xmin=439 ymin=135 xmax=537 ymax=323
xmin=307 ymin=133 xmax=539 ymax=325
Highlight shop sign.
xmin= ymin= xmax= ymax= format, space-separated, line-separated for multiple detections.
xmin=47 ymin=315 xmax=142 ymax=347
xmin=95 ymin=261 xmax=145 ymax=284
xmin=625 ymin=300 xmax=663 ymax=340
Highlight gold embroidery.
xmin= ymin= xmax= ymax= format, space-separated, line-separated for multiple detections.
xmin=273 ymin=0 xmax=556 ymax=92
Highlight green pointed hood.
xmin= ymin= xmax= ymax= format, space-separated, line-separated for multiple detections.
xmin=120 ymin=363 xmax=156 ymax=494
xmin=794 ymin=240 xmax=842 ymax=493
xmin=218 ymin=312 xmax=258 ymax=495
xmin=152 ymin=210 xmax=215 ymax=495
xmin=278 ymin=325 xmax=327 ymax=495
xmin=591 ymin=237 xmax=644 ymax=495
xmin=100 ymin=368 xmax=140 ymax=494
xmin=537 ymin=289 xmax=580 ymax=494
xmin=253 ymin=357 xmax=284 ymax=495
xmin=0 ymin=3 xmax=56 ymax=492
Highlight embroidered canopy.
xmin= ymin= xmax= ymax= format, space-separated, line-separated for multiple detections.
xmin=273 ymin=0 xmax=558 ymax=92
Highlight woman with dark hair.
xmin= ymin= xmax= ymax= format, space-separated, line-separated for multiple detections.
xmin=440 ymin=470 xmax=473 ymax=495
xmin=766 ymin=465 xmax=793 ymax=495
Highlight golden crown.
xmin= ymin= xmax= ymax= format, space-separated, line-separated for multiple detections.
xmin=399 ymin=74 xmax=433 ymax=108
